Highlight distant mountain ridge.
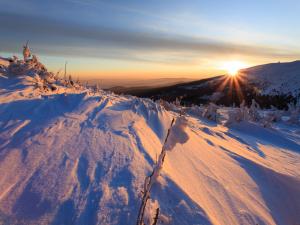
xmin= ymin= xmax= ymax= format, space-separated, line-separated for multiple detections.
xmin=85 ymin=77 xmax=195 ymax=89
xmin=120 ymin=61 xmax=300 ymax=109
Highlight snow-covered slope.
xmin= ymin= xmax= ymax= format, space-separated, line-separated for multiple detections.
xmin=240 ymin=60 xmax=300 ymax=96
xmin=1 ymin=59 xmax=300 ymax=225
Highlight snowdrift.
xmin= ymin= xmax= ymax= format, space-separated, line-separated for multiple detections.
xmin=0 ymin=59 xmax=300 ymax=225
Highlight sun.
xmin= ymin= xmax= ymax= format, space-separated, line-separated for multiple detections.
xmin=221 ymin=61 xmax=247 ymax=77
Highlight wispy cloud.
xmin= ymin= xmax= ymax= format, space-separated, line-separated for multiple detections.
xmin=1 ymin=12 xmax=299 ymax=64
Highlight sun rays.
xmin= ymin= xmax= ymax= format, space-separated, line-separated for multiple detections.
xmin=214 ymin=60 xmax=249 ymax=103
xmin=216 ymin=71 xmax=247 ymax=103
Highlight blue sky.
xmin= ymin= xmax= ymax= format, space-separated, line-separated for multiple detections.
xmin=1 ymin=0 xmax=300 ymax=78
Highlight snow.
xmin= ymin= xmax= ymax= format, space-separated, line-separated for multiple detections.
xmin=164 ymin=116 xmax=189 ymax=151
xmin=0 ymin=57 xmax=10 ymax=68
xmin=1 ymin=58 xmax=300 ymax=225
xmin=240 ymin=60 xmax=300 ymax=96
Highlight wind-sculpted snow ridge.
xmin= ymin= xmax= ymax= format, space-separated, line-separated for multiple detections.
xmin=1 ymin=59 xmax=300 ymax=225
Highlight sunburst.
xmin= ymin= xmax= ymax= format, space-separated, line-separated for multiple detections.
xmin=221 ymin=61 xmax=247 ymax=77
xmin=216 ymin=71 xmax=247 ymax=103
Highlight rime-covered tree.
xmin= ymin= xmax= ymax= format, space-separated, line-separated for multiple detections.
xmin=202 ymin=103 xmax=219 ymax=121
xmin=23 ymin=42 xmax=31 ymax=61
xmin=249 ymin=99 xmax=261 ymax=122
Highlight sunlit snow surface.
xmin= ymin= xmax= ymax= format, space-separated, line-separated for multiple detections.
xmin=0 ymin=75 xmax=300 ymax=225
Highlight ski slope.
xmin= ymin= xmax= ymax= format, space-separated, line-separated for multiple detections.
xmin=1 ymin=73 xmax=300 ymax=224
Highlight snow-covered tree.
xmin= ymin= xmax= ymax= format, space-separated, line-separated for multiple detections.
xmin=210 ymin=92 xmax=223 ymax=103
xmin=187 ymin=105 xmax=203 ymax=118
xmin=287 ymin=110 xmax=300 ymax=124
xmin=249 ymin=99 xmax=261 ymax=122
xmin=174 ymin=97 xmax=181 ymax=107
xmin=226 ymin=100 xmax=249 ymax=125
xmin=265 ymin=107 xmax=282 ymax=123
xmin=239 ymin=100 xmax=250 ymax=121
xmin=23 ymin=42 xmax=31 ymax=61
xmin=157 ymin=99 xmax=178 ymax=112
xmin=202 ymin=103 xmax=219 ymax=121
xmin=12 ymin=55 xmax=18 ymax=63
xmin=262 ymin=112 xmax=276 ymax=128
xmin=286 ymin=103 xmax=300 ymax=124
xmin=226 ymin=109 xmax=241 ymax=125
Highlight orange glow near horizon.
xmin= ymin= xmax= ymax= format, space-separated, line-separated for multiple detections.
xmin=36 ymin=52 xmax=300 ymax=80
xmin=40 ymin=54 xmax=293 ymax=80
xmin=40 ymin=55 xmax=256 ymax=80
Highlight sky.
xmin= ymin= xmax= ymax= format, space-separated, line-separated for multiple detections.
xmin=1 ymin=0 xmax=300 ymax=79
